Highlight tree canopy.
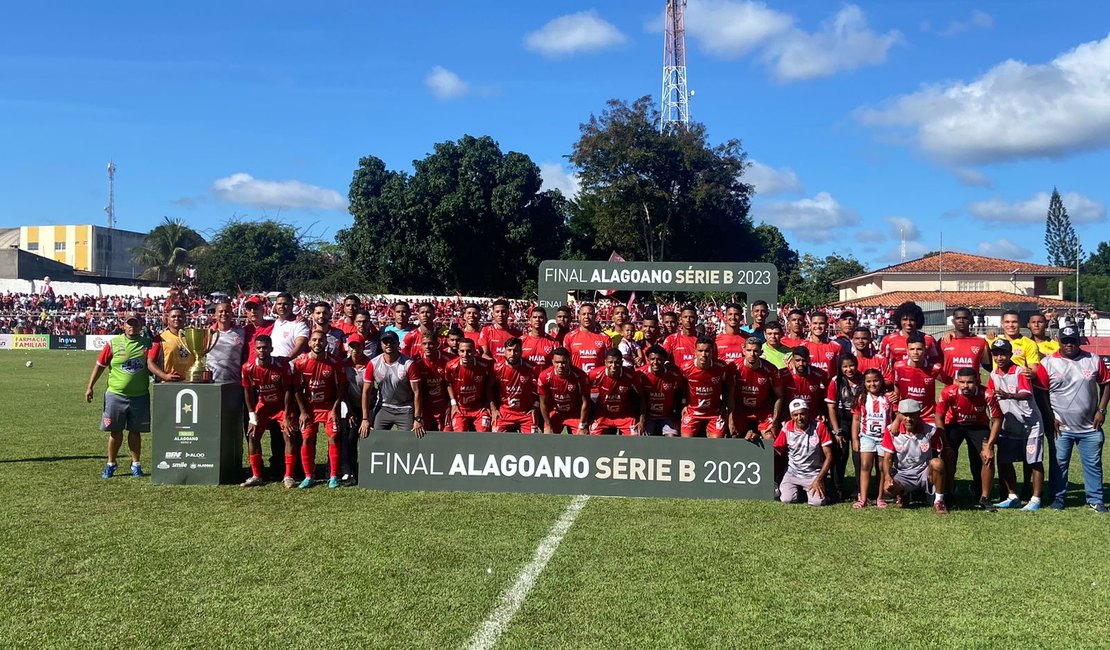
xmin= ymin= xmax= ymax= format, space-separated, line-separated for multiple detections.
xmin=193 ymin=219 xmax=332 ymax=295
xmin=130 ymin=216 xmax=206 ymax=282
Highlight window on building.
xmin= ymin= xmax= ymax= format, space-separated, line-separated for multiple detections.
xmin=957 ymin=280 xmax=986 ymax=291
xmin=54 ymin=242 xmax=66 ymax=251
xmin=26 ymin=243 xmax=38 ymax=251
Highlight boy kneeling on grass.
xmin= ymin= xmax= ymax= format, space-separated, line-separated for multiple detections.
xmin=773 ymin=398 xmax=833 ymax=506
xmin=880 ymin=400 xmax=948 ymax=515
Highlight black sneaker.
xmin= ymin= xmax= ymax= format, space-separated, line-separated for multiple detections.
xmin=977 ymin=498 xmax=998 ymax=512
xmin=1090 ymin=503 xmax=1109 ymax=513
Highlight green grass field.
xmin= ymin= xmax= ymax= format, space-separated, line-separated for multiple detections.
xmin=2 ymin=350 xmax=1110 ymax=649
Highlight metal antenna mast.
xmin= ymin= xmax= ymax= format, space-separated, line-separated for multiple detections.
xmin=660 ymin=0 xmax=690 ymax=132
xmin=105 ymin=161 xmax=116 ymax=229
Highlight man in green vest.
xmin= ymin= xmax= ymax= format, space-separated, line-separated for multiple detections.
xmin=85 ymin=312 xmax=180 ymax=478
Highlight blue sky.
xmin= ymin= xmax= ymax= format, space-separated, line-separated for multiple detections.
xmin=2 ymin=1 xmax=1108 ymax=270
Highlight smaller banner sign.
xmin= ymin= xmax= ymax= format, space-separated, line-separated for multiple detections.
xmin=13 ymin=334 xmax=49 ymax=350
xmin=86 ymin=334 xmax=114 ymax=351
xmin=358 ymin=431 xmax=773 ymax=500
xmin=49 ymin=334 xmax=86 ymax=350
xmin=0 ymin=334 xmax=11 ymax=350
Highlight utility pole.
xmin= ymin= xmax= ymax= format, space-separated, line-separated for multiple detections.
xmin=660 ymin=0 xmax=690 ymax=132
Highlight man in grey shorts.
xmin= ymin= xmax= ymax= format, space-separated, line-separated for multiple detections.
xmin=772 ymin=398 xmax=833 ymax=506
xmin=880 ymin=400 xmax=948 ymax=514
xmin=359 ymin=332 xmax=425 ymax=437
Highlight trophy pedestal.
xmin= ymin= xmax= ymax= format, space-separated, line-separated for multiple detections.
xmin=151 ymin=382 xmax=244 ymax=485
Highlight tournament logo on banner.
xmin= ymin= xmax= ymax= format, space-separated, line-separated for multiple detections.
xmin=13 ymin=334 xmax=49 ymax=349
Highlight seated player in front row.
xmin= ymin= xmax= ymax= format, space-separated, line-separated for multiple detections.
xmin=773 ymin=398 xmax=833 ymax=506
xmin=879 ymin=399 xmax=948 ymax=515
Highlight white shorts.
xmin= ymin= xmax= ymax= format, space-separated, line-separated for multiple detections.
xmin=859 ymin=434 xmax=885 ymax=456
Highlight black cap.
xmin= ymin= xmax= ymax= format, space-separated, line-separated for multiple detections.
xmin=1059 ymin=326 xmax=1081 ymax=343
xmin=990 ymin=339 xmax=1012 ymax=354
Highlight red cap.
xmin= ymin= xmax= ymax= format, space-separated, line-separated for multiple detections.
xmin=347 ymin=333 xmax=366 ymax=347
xmin=244 ymin=295 xmax=265 ymax=307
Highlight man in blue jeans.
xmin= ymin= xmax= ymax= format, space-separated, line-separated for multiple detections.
xmin=1035 ymin=326 xmax=1110 ymax=511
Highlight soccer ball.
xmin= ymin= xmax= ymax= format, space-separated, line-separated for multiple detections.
xmin=25 ymin=360 xmax=33 ymax=368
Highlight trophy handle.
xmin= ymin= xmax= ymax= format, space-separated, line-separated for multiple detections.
xmin=206 ymin=329 xmax=220 ymax=354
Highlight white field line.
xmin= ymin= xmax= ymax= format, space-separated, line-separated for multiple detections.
xmin=463 ymin=494 xmax=591 ymax=650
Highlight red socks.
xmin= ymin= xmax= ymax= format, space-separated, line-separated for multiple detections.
xmin=300 ymin=435 xmax=317 ymax=477
xmin=328 ymin=441 xmax=340 ymax=479
xmin=248 ymin=453 xmax=263 ymax=479
xmin=284 ymin=454 xmax=296 ymax=479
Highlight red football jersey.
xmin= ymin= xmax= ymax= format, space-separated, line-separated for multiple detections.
xmin=492 ymin=358 xmax=538 ymax=414
xmin=733 ymin=360 xmax=781 ymax=418
xmin=682 ymin=362 xmax=730 ymax=417
xmin=714 ymin=332 xmax=750 ymax=365
xmin=401 ymin=328 xmax=446 ymax=358
xmin=444 ymin=357 xmax=492 ymax=409
xmin=665 ymin=332 xmax=700 ymax=370
xmin=853 ymin=349 xmax=891 ymax=381
xmin=802 ymin=339 xmax=842 ymax=376
xmin=292 ymin=354 xmax=344 ymax=409
xmin=537 ymin=366 xmax=587 ymax=416
xmin=241 ymin=358 xmax=292 ymax=415
xmin=880 ymin=331 xmax=940 ymax=367
xmin=588 ymin=366 xmax=640 ymax=418
xmin=521 ymin=334 xmax=557 ymax=371
xmin=563 ymin=328 xmax=610 ymax=373
xmin=938 ymin=335 xmax=988 ymax=384
xmin=891 ymin=360 xmax=942 ymax=423
xmin=637 ymin=366 xmax=683 ymax=419
xmin=937 ymin=384 xmax=1001 ymax=426
xmin=411 ymin=353 xmax=451 ymax=410
xmin=781 ymin=366 xmax=830 ymax=417
xmin=478 ymin=325 xmax=522 ymax=361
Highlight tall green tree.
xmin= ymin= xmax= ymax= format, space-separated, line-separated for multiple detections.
xmin=130 ymin=216 xmax=206 ymax=281
xmin=568 ymin=96 xmax=758 ymax=263
xmin=1045 ymin=187 xmax=1082 ymax=268
xmin=193 ymin=219 xmax=325 ymax=294
xmin=783 ymin=253 xmax=867 ymax=307
xmin=338 ymin=136 xmax=567 ymax=295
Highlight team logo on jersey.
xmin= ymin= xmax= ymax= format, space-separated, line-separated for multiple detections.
xmin=971 ymin=346 xmax=981 ymax=355
xmin=757 ymin=377 xmax=767 ymax=385
xmin=919 ymin=442 xmax=931 ymax=453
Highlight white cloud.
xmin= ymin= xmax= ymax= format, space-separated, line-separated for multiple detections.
xmin=884 ymin=216 xmax=920 ymax=240
xmin=539 ymin=162 xmax=580 ymax=198
xmin=425 ymin=66 xmax=470 ymax=100
xmin=977 ymin=239 xmax=1033 ymax=259
xmin=855 ymin=229 xmax=885 ymax=242
xmin=684 ymin=0 xmax=793 ymax=57
xmin=967 ymin=191 xmax=1107 ymax=224
xmin=211 ymin=173 xmax=347 ymax=211
xmin=953 ymin=167 xmax=992 ymax=188
xmin=756 ymin=191 xmax=858 ymax=242
xmin=745 ymin=160 xmax=803 ymax=196
xmin=933 ymin=10 xmax=994 ymax=37
xmin=858 ymin=34 xmax=1110 ymax=163
xmin=763 ymin=5 xmax=902 ymax=82
xmin=525 ymin=11 xmax=625 ymax=58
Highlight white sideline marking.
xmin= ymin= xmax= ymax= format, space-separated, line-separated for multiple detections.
xmin=463 ymin=495 xmax=590 ymax=650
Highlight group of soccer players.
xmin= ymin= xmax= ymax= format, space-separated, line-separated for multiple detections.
xmin=228 ymin=295 xmax=1110 ymax=516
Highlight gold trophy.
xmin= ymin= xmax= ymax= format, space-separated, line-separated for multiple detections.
xmin=181 ymin=328 xmax=220 ymax=383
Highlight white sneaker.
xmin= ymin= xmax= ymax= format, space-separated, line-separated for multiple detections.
xmin=282 ymin=477 xmax=296 ymax=489
xmin=240 ymin=476 xmax=264 ymax=488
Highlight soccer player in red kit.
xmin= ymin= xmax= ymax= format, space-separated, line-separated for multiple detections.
xmin=936 ymin=367 xmax=1003 ymax=510
xmin=680 ymin=337 xmax=733 ymax=438
xmin=849 ymin=326 xmax=890 ymax=379
xmin=490 ymin=338 xmax=539 ymax=433
xmin=537 ymin=348 xmax=589 ymax=433
xmin=461 ymin=303 xmax=483 ymax=347
xmin=802 ymin=312 xmax=842 ymax=376
xmin=715 ymin=302 xmax=750 ymax=365
xmin=479 ymin=299 xmax=522 ymax=361
xmin=553 ymin=306 xmax=573 ymax=344
xmin=587 ymin=349 xmax=644 ymax=435
xmin=880 ymin=301 xmax=939 ymax=367
xmin=412 ymin=331 xmax=453 ymax=431
xmin=891 ymin=333 xmax=942 ymax=424
xmin=292 ymin=330 xmax=346 ymax=489
xmin=240 ymin=335 xmax=294 ymax=487
xmin=938 ymin=306 xmax=988 ymax=384
xmin=665 ymin=305 xmax=701 ymax=370
xmin=781 ymin=309 xmax=808 ymax=348
xmin=732 ymin=337 xmax=784 ymax=441
xmin=638 ymin=345 xmax=683 ymax=436
xmin=563 ymin=302 xmax=610 ymax=373
xmin=639 ymin=314 xmax=663 ymax=348
xmin=521 ymin=306 xmax=557 ymax=371
xmin=402 ymin=301 xmax=442 ymax=357
xmin=445 ymin=338 xmax=493 ymax=431
xmin=334 ymin=294 xmax=362 ymax=337
xmin=780 ymin=346 xmax=830 ymax=421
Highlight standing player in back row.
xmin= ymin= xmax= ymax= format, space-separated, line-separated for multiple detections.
xmin=479 ymin=299 xmax=522 ymax=362
xmin=938 ymin=307 xmax=988 ymax=385
xmin=802 ymin=311 xmax=841 ymax=376
xmin=881 ymin=301 xmax=939 ymax=367
xmin=665 ymin=305 xmax=701 ymax=370
xmin=715 ymin=303 xmax=750 ymax=365
xmin=681 ymin=336 xmax=733 ymax=438
xmin=563 ymin=302 xmax=610 ymax=374
xmin=521 ymin=306 xmax=557 ymax=371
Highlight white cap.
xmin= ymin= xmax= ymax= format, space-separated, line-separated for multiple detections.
xmin=898 ymin=399 xmax=922 ymax=415
xmin=788 ymin=398 xmax=808 ymax=413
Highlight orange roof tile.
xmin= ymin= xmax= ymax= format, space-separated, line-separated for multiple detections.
xmin=832 ymin=291 xmax=1087 ymax=309
xmin=871 ymin=252 xmax=1069 ymax=275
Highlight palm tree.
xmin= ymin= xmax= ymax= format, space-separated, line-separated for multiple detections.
xmin=131 ymin=217 xmax=206 ymax=281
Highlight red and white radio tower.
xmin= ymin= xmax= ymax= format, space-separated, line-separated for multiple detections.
xmin=660 ymin=0 xmax=690 ymax=132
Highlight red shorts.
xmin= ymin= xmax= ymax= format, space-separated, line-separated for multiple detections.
xmin=425 ymin=404 xmax=453 ymax=432
xmin=681 ymin=412 xmax=726 ymax=438
xmin=494 ymin=409 xmax=538 ymax=433
xmin=735 ymin=411 xmax=776 ymax=437
xmin=453 ymin=408 xmax=491 ymax=432
xmin=589 ymin=416 xmax=639 ymax=436
xmin=301 ymin=409 xmax=337 ymax=438
xmin=249 ymin=409 xmax=285 ymax=436
xmin=548 ymin=414 xmax=585 ymax=434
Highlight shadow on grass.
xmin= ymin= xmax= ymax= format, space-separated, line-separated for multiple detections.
xmin=0 ymin=454 xmax=102 ymax=464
